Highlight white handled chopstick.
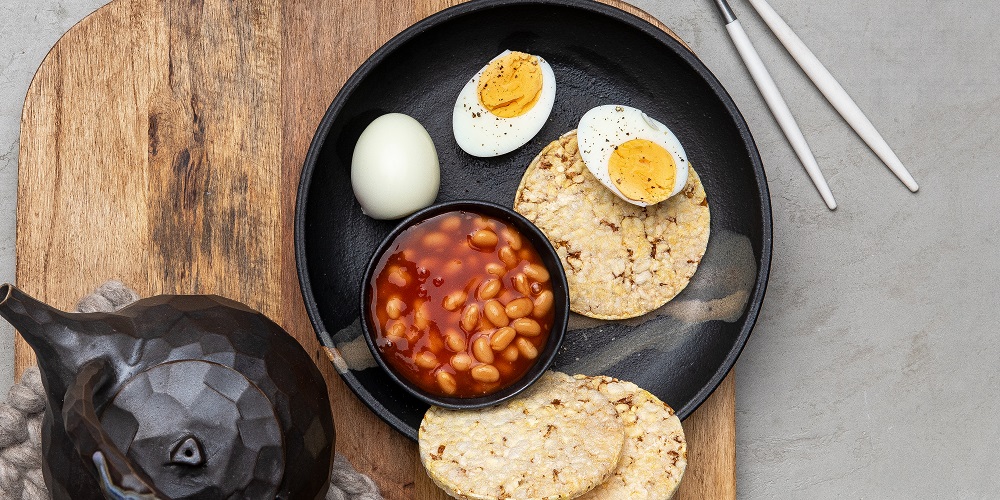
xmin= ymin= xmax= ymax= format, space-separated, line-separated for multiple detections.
xmin=712 ymin=0 xmax=837 ymax=209
xmin=746 ymin=0 xmax=918 ymax=192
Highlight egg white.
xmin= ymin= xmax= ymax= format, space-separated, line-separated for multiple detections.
xmin=452 ymin=50 xmax=557 ymax=157
xmin=577 ymin=105 xmax=689 ymax=207
xmin=351 ymin=113 xmax=440 ymax=220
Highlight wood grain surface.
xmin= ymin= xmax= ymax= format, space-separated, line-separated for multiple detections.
xmin=16 ymin=1 xmax=735 ymax=498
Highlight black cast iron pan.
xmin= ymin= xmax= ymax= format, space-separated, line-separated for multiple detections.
xmin=295 ymin=0 xmax=772 ymax=440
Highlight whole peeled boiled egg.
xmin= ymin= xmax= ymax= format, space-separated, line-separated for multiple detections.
xmin=453 ymin=50 xmax=556 ymax=157
xmin=578 ymin=105 xmax=690 ymax=206
xmin=351 ymin=113 xmax=440 ymax=220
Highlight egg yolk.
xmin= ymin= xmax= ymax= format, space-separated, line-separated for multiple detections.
xmin=477 ymin=52 xmax=543 ymax=118
xmin=608 ymin=139 xmax=676 ymax=203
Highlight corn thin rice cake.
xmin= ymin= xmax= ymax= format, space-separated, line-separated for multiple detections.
xmin=575 ymin=375 xmax=687 ymax=500
xmin=418 ymin=371 xmax=625 ymax=500
xmin=514 ymin=130 xmax=710 ymax=320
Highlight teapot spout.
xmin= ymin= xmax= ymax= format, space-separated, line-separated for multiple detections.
xmin=0 ymin=283 xmax=63 ymax=350
xmin=0 ymin=284 xmax=94 ymax=390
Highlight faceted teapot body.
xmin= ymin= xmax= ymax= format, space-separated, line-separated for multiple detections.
xmin=0 ymin=284 xmax=335 ymax=499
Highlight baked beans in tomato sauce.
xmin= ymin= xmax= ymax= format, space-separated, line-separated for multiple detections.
xmin=368 ymin=211 xmax=554 ymax=398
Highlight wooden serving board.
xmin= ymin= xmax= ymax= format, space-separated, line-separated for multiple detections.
xmin=15 ymin=0 xmax=735 ymax=498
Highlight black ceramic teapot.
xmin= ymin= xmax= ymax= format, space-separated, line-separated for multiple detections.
xmin=0 ymin=284 xmax=335 ymax=499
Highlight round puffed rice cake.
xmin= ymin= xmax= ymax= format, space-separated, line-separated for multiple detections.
xmin=514 ymin=130 xmax=710 ymax=319
xmin=574 ymin=375 xmax=688 ymax=500
xmin=418 ymin=371 xmax=625 ymax=500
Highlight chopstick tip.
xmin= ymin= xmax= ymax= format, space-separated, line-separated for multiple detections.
xmin=821 ymin=192 xmax=837 ymax=210
xmin=885 ymin=159 xmax=918 ymax=192
xmin=898 ymin=172 xmax=919 ymax=192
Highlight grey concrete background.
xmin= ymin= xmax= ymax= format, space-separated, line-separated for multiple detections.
xmin=1 ymin=0 xmax=996 ymax=497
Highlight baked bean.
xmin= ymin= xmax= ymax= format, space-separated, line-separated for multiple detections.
xmin=413 ymin=301 xmax=430 ymax=330
xmin=445 ymin=331 xmax=467 ymax=352
xmin=501 ymin=345 xmax=520 ymax=362
xmin=504 ymin=297 xmax=533 ymax=319
xmin=460 ymin=304 xmax=480 ymax=332
xmin=530 ymin=282 xmax=543 ymax=295
xmin=451 ymin=353 xmax=473 ymax=371
xmin=501 ymin=227 xmax=523 ymax=251
xmin=388 ymin=321 xmax=406 ymax=340
xmin=478 ymin=278 xmax=501 ymax=300
xmin=422 ymin=232 xmax=448 ymax=248
xmin=440 ymin=215 xmax=462 ymax=231
xmin=513 ymin=273 xmax=531 ymax=296
xmin=470 ymin=229 xmax=499 ymax=250
xmin=490 ymin=326 xmax=516 ymax=351
xmin=511 ymin=317 xmax=541 ymax=336
xmin=473 ymin=337 xmax=495 ymax=364
xmin=532 ymin=290 xmax=554 ymax=318
xmin=483 ymin=299 xmax=509 ymax=327
xmin=471 ymin=364 xmax=500 ymax=383
xmin=436 ymin=370 xmax=458 ymax=394
xmin=523 ymin=263 xmax=550 ymax=282
xmin=427 ymin=330 xmax=445 ymax=353
xmin=499 ymin=246 xmax=518 ymax=268
xmin=415 ymin=351 xmax=439 ymax=370
xmin=496 ymin=363 xmax=515 ymax=380
xmin=385 ymin=297 xmax=405 ymax=320
xmin=443 ymin=258 xmax=463 ymax=276
xmin=515 ymin=337 xmax=538 ymax=360
xmin=476 ymin=317 xmax=493 ymax=333
xmin=475 ymin=216 xmax=497 ymax=230
xmin=387 ymin=266 xmax=411 ymax=287
xmin=485 ymin=262 xmax=506 ymax=276
xmin=442 ymin=290 xmax=467 ymax=311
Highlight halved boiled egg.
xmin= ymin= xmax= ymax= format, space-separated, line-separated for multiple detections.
xmin=453 ymin=50 xmax=556 ymax=157
xmin=578 ymin=105 xmax=690 ymax=206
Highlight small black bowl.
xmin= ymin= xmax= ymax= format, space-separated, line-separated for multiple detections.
xmin=359 ymin=200 xmax=568 ymax=409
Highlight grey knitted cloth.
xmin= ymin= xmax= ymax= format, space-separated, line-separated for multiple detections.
xmin=0 ymin=281 xmax=382 ymax=500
